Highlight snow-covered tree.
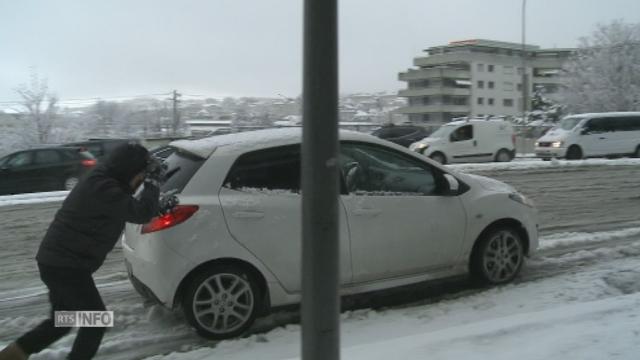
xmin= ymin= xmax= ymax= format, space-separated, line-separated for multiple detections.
xmin=530 ymin=87 xmax=564 ymax=123
xmin=559 ymin=20 xmax=640 ymax=113
xmin=14 ymin=70 xmax=58 ymax=144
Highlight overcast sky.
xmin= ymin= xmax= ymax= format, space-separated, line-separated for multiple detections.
xmin=1 ymin=0 xmax=639 ymax=104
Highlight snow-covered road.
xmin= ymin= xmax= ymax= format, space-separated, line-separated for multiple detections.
xmin=0 ymin=161 xmax=639 ymax=359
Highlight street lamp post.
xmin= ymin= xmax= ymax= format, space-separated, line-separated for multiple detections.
xmin=521 ymin=0 xmax=528 ymax=122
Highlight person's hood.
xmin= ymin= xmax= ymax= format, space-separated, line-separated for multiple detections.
xmin=101 ymin=143 xmax=149 ymax=187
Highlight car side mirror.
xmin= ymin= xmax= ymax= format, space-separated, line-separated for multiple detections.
xmin=580 ymin=128 xmax=590 ymax=135
xmin=442 ymin=174 xmax=460 ymax=196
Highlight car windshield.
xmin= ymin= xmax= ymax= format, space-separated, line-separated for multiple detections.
xmin=558 ymin=117 xmax=584 ymax=130
xmin=428 ymin=126 xmax=453 ymax=139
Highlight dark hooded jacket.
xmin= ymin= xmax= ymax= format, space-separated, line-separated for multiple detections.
xmin=36 ymin=144 xmax=160 ymax=272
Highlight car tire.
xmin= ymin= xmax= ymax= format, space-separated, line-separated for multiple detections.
xmin=470 ymin=226 xmax=525 ymax=285
xmin=183 ymin=265 xmax=261 ymax=340
xmin=565 ymin=145 xmax=583 ymax=160
xmin=63 ymin=176 xmax=79 ymax=190
xmin=495 ymin=149 xmax=513 ymax=162
xmin=429 ymin=152 xmax=447 ymax=165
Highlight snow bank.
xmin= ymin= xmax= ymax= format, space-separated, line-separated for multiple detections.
xmin=540 ymin=227 xmax=640 ymax=251
xmin=0 ymin=191 xmax=68 ymax=207
xmin=448 ymin=157 xmax=640 ymax=172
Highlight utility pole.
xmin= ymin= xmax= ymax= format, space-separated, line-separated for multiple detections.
xmin=521 ymin=0 xmax=528 ymax=122
xmin=301 ymin=0 xmax=340 ymax=359
xmin=170 ymin=90 xmax=182 ymax=135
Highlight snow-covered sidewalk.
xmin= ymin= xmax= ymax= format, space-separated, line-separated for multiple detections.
xmin=0 ymin=191 xmax=69 ymax=207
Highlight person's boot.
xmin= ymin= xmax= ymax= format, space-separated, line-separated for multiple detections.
xmin=0 ymin=342 xmax=28 ymax=360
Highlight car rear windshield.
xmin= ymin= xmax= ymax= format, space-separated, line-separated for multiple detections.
xmin=160 ymin=150 xmax=206 ymax=193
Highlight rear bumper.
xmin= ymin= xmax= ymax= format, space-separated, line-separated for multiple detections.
xmin=122 ymin=233 xmax=192 ymax=308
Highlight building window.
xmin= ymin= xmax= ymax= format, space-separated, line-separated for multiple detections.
xmin=477 ymin=80 xmax=484 ymax=89
xmin=503 ymin=99 xmax=514 ymax=107
xmin=477 ymin=97 xmax=484 ymax=105
xmin=488 ymin=81 xmax=495 ymax=89
xmin=477 ymin=63 xmax=484 ymax=72
xmin=488 ymin=64 xmax=495 ymax=72
xmin=517 ymin=83 xmax=523 ymax=91
xmin=488 ymin=98 xmax=495 ymax=106
xmin=503 ymin=82 xmax=514 ymax=91
xmin=503 ymin=66 xmax=515 ymax=75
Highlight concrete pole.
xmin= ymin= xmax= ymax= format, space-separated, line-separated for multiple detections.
xmin=521 ymin=0 xmax=528 ymax=121
xmin=301 ymin=0 xmax=340 ymax=359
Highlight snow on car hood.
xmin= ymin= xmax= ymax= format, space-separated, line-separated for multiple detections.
xmin=459 ymin=173 xmax=515 ymax=193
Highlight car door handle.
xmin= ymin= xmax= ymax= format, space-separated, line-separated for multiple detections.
xmin=353 ymin=208 xmax=382 ymax=217
xmin=232 ymin=210 xmax=265 ymax=219
xmin=598 ymin=137 xmax=606 ymax=140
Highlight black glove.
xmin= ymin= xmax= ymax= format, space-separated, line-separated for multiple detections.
xmin=158 ymin=189 xmax=180 ymax=215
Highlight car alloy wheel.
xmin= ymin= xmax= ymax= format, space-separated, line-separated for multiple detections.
xmin=184 ymin=266 xmax=259 ymax=339
xmin=64 ymin=177 xmax=79 ymax=190
xmin=495 ymin=149 xmax=512 ymax=162
xmin=430 ymin=152 xmax=446 ymax=164
xmin=481 ymin=230 xmax=523 ymax=283
xmin=471 ymin=227 xmax=524 ymax=285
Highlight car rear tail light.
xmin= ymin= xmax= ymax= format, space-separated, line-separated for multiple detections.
xmin=141 ymin=205 xmax=199 ymax=234
xmin=81 ymin=159 xmax=97 ymax=167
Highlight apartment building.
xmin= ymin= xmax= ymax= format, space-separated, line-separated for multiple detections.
xmin=397 ymin=39 xmax=574 ymax=125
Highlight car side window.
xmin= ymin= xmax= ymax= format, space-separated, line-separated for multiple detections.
xmin=225 ymin=145 xmax=301 ymax=192
xmin=584 ymin=118 xmax=605 ymax=133
xmin=450 ymin=125 xmax=473 ymax=142
xmin=340 ymin=143 xmax=438 ymax=196
xmin=35 ymin=150 xmax=62 ymax=165
xmin=6 ymin=152 xmax=33 ymax=168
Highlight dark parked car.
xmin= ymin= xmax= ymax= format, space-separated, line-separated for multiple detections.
xmin=0 ymin=147 xmax=96 ymax=195
xmin=371 ymin=125 xmax=430 ymax=147
xmin=63 ymin=138 xmax=136 ymax=160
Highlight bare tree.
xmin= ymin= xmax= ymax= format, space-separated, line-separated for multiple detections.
xmin=559 ymin=20 xmax=640 ymax=113
xmin=14 ymin=70 xmax=58 ymax=144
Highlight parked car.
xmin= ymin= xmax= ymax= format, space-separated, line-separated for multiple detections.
xmin=534 ymin=112 xmax=640 ymax=160
xmin=0 ymin=147 xmax=97 ymax=195
xmin=409 ymin=119 xmax=516 ymax=164
xmin=371 ymin=124 xmax=430 ymax=147
xmin=63 ymin=138 xmax=136 ymax=160
xmin=122 ymin=128 xmax=538 ymax=339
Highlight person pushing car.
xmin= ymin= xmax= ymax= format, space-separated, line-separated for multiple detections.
xmin=0 ymin=143 xmax=166 ymax=360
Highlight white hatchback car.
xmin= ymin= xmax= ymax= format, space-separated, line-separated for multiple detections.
xmin=123 ymin=128 xmax=538 ymax=339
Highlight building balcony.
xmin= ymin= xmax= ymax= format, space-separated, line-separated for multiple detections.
xmin=398 ymin=87 xmax=471 ymax=97
xmin=398 ymin=68 xmax=471 ymax=81
xmin=395 ymin=104 xmax=471 ymax=114
xmin=532 ymin=76 xmax=564 ymax=85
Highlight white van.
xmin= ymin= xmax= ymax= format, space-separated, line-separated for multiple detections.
xmin=409 ymin=119 xmax=516 ymax=164
xmin=535 ymin=112 xmax=640 ymax=160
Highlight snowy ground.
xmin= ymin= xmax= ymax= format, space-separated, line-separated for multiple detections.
xmin=0 ymin=160 xmax=639 ymax=359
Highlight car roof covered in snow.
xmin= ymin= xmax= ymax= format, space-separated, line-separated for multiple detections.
xmin=445 ymin=119 xmax=511 ymax=127
xmin=169 ymin=127 xmax=379 ymax=158
xmin=565 ymin=112 xmax=640 ymax=119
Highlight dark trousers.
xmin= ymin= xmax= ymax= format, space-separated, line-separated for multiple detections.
xmin=16 ymin=263 xmax=106 ymax=360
